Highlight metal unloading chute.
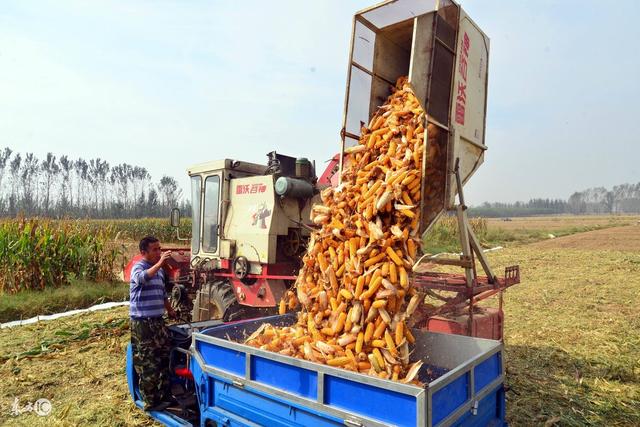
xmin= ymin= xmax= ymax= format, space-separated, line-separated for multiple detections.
xmin=339 ymin=0 xmax=490 ymax=237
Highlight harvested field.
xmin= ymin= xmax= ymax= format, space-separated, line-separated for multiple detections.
xmin=1 ymin=224 xmax=639 ymax=426
xmin=486 ymin=215 xmax=640 ymax=232
xmin=530 ymin=224 xmax=640 ymax=251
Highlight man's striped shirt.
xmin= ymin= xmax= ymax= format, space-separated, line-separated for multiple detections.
xmin=129 ymin=259 xmax=166 ymax=319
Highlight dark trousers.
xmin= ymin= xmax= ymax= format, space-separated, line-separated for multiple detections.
xmin=130 ymin=316 xmax=171 ymax=407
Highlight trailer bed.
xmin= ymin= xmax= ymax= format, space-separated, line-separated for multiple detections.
xmin=190 ymin=314 xmax=506 ymax=427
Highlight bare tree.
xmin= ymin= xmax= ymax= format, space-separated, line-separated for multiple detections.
xmin=88 ymin=159 xmax=101 ymax=210
xmin=110 ymin=164 xmax=132 ymax=211
xmin=59 ymin=155 xmax=74 ymax=211
xmin=74 ymin=159 xmax=89 ymax=211
xmin=0 ymin=148 xmax=13 ymax=210
xmin=96 ymin=160 xmax=110 ymax=211
xmin=9 ymin=154 xmax=21 ymax=214
xmin=158 ymin=175 xmax=182 ymax=213
xmin=20 ymin=153 xmax=40 ymax=214
xmin=41 ymin=153 xmax=60 ymax=214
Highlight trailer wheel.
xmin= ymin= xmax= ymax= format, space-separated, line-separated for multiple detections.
xmin=191 ymin=280 xmax=245 ymax=322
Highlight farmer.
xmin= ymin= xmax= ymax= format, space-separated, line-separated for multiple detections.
xmin=129 ymin=235 xmax=177 ymax=411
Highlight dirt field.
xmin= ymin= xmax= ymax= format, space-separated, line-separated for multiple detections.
xmin=487 ymin=215 xmax=640 ymax=232
xmin=1 ymin=224 xmax=639 ymax=426
xmin=530 ymin=224 xmax=640 ymax=251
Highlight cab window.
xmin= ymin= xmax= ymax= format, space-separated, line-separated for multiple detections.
xmin=202 ymin=175 xmax=220 ymax=252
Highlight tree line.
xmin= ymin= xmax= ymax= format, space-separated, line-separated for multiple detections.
xmin=470 ymin=183 xmax=640 ymax=217
xmin=0 ymin=148 xmax=188 ymax=218
xmin=567 ymin=183 xmax=640 ymax=214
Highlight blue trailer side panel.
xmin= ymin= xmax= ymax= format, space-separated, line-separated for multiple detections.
xmin=207 ymin=378 xmax=343 ymax=427
xmin=451 ymin=385 xmax=506 ymax=427
xmin=324 ymin=374 xmax=417 ymax=426
xmin=432 ymin=372 xmax=470 ymax=425
xmin=474 ymin=352 xmax=502 ymax=393
xmin=197 ymin=341 xmax=245 ymax=376
xmin=252 ymin=356 xmax=318 ymax=399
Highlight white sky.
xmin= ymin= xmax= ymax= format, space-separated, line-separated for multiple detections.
xmin=1 ymin=0 xmax=638 ymax=205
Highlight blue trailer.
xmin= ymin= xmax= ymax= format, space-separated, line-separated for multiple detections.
xmin=127 ymin=314 xmax=506 ymax=426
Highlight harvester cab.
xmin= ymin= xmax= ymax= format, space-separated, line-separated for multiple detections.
xmin=174 ymin=152 xmax=323 ymax=322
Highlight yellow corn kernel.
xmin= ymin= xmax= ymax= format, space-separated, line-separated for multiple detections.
xmin=372 ymin=348 xmax=386 ymax=369
xmin=339 ymin=289 xmax=353 ymax=301
xmin=336 ymin=263 xmax=345 ymax=278
xmin=384 ymin=329 xmax=397 ymax=356
xmin=328 ymin=266 xmax=338 ymax=292
xmin=400 ymin=209 xmax=415 ymax=218
xmin=344 ymin=308 xmax=353 ymax=332
xmin=358 ymin=361 xmax=371 ymax=371
xmin=307 ymin=317 xmax=317 ymax=334
xmin=399 ymin=266 xmax=409 ymax=288
xmin=386 ymin=247 xmax=403 ymax=266
xmin=395 ymin=321 xmax=404 ymax=346
xmin=381 ymin=261 xmax=389 ymax=277
xmin=334 ymin=312 xmax=347 ymax=334
xmin=292 ymin=336 xmax=307 ymax=347
xmin=401 ymin=191 xmax=413 ymax=206
xmin=329 ymin=246 xmax=338 ymax=270
xmin=389 ymin=262 xmax=398 ymax=284
xmin=371 ymin=339 xmax=386 ymax=348
xmin=278 ymin=299 xmax=286 ymax=315
xmin=327 ymin=356 xmax=351 ymax=367
xmin=355 ymin=332 xmax=364 ymax=353
xmin=405 ymin=327 xmax=415 ymax=344
xmin=360 ymin=275 xmax=383 ymax=300
xmin=349 ymin=237 xmax=358 ymax=260
xmin=363 ymin=297 xmax=371 ymax=314
xmin=407 ymin=177 xmax=420 ymax=191
xmin=364 ymin=322 xmax=375 ymax=343
xmin=354 ymin=275 xmax=365 ymax=299
xmin=413 ymin=143 xmax=421 ymax=165
xmin=373 ymin=320 xmax=387 ymax=339
xmin=406 ymin=124 xmax=415 ymax=141
xmin=401 ymin=174 xmax=415 ymax=186
xmin=388 ymin=140 xmax=397 ymax=157
xmin=321 ymin=327 xmax=335 ymax=336
xmin=372 ymin=299 xmax=387 ymax=309
xmin=364 ymin=252 xmax=386 ymax=267
xmin=317 ymin=253 xmax=328 ymax=273
xmin=407 ymin=239 xmax=416 ymax=259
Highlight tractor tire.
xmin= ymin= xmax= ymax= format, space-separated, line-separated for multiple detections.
xmin=191 ymin=280 xmax=245 ymax=322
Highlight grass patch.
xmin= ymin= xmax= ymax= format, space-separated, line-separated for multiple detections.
xmin=0 ymin=280 xmax=129 ymax=323
xmin=488 ymin=247 xmax=640 ymax=426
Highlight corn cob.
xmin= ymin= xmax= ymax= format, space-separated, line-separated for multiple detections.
xmin=245 ymin=77 xmax=425 ymax=384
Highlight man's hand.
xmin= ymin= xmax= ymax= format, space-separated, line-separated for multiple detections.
xmin=145 ymin=250 xmax=172 ymax=279
xmin=157 ymin=250 xmax=172 ymax=266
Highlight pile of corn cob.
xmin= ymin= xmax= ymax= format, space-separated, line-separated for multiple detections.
xmin=246 ymin=77 xmax=427 ymax=383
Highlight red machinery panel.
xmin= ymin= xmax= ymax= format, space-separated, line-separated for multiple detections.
xmin=426 ymin=308 xmax=504 ymax=340
xmin=231 ymin=278 xmax=286 ymax=308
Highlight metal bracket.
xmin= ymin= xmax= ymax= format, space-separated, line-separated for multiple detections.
xmin=232 ymin=380 xmax=244 ymax=389
xmin=344 ymin=419 xmax=364 ymax=427
xmin=471 ymin=400 xmax=479 ymax=416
